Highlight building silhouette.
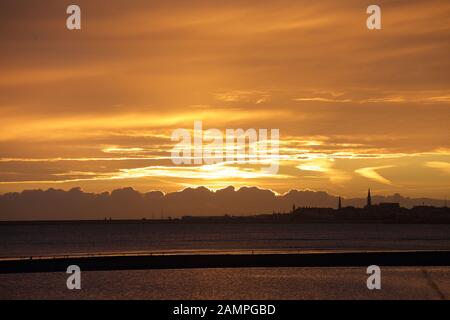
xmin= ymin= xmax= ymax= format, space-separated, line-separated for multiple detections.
xmin=366 ymin=189 xmax=372 ymax=208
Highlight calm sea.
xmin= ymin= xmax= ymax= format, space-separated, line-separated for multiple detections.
xmin=1 ymin=223 xmax=450 ymax=299
xmin=1 ymin=222 xmax=450 ymax=258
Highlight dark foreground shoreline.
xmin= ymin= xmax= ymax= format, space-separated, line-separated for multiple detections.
xmin=2 ymin=219 xmax=450 ymax=225
xmin=2 ymin=251 xmax=450 ymax=274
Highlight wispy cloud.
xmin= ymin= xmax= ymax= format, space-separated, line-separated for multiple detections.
xmin=355 ymin=166 xmax=395 ymax=185
xmin=294 ymin=97 xmax=352 ymax=103
xmin=294 ymin=91 xmax=450 ymax=105
xmin=425 ymin=161 xmax=450 ymax=174
xmin=102 ymin=147 xmax=145 ymax=154
xmin=213 ymin=90 xmax=270 ymax=104
xmin=296 ymin=158 xmax=351 ymax=183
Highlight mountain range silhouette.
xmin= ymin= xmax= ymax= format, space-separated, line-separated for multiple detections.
xmin=0 ymin=186 xmax=446 ymax=220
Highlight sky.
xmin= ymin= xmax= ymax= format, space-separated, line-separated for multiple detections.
xmin=0 ymin=0 xmax=449 ymax=198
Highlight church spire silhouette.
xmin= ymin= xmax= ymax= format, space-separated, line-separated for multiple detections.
xmin=367 ymin=188 xmax=372 ymax=207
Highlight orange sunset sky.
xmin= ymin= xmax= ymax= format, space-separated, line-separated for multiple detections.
xmin=0 ymin=0 xmax=449 ymax=198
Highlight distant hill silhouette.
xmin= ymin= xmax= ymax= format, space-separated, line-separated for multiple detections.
xmin=0 ymin=186 xmax=447 ymax=221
